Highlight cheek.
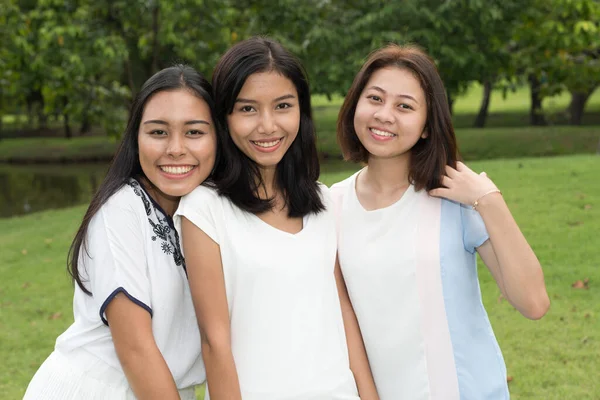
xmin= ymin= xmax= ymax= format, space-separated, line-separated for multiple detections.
xmin=227 ymin=117 xmax=249 ymax=146
xmin=353 ymin=102 xmax=371 ymax=129
xmin=281 ymin=110 xmax=301 ymax=138
xmin=288 ymin=114 xmax=301 ymax=137
xmin=137 ymin=137 xmax=154 ymax=165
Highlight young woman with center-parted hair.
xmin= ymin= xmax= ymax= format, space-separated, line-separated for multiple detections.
xmin=24 ymin=65 xmax=219 ymax=400
xmin=175 ymin=37 xmax=374 ymax=400
xmin=332 ymin=44 xmax=550 ymax=400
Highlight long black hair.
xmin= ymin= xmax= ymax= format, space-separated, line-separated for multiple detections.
xmin=68 ymin=65 xmax=218 ymax=295
xmin=211 ymin=37 xmax=324 ymax=217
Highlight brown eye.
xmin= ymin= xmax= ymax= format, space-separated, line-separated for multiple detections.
xmin=186 ymin=130 xmax=205 ymax=136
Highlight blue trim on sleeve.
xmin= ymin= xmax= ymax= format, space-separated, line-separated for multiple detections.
xmin=99 ymin=287 xmax=153 ymax=326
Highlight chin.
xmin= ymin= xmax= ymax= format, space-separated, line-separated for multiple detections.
xmin=161 ymin=181 xmax=200 ymax=198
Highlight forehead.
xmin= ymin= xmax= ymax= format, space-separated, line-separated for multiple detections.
xmin=142 ymin=89 xmax=210 ymax=118
xmin=238 ymin=71 xmax=297 ymax=97
xmin=364 ymin=67 xmax=424 ymax=98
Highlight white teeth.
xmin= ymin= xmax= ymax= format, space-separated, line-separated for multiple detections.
xmin=252 ymin=139 xmax=281 ymax=148
xmin=160 ymin=165 xmax=194 ymax=175
xmin=370 ymin=128 xmax=396 ymax=137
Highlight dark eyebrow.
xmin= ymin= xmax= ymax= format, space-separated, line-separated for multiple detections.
xmin=185 ymin=120 xmax=210 ymax=126
xmin=273 ymin=94 xmax=296 ymax=102
xmin=235 ymin=94 xmax=296 ymax=104
xmin=366 ymin=86 xmax=419 ymax=104
xmin=143 ymin=119 xmax=210 ymax=126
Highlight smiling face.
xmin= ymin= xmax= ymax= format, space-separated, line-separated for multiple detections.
xmin=138 ymin=89 xmax=217 ymax=212
xmin=226 ymin=71 xmax=300 ymax=178
xmin=353 ymin=66 xmax=428 ymax=162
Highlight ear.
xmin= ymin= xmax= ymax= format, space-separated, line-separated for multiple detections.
xmin=421 ymin=130 xmax=428 ymax=139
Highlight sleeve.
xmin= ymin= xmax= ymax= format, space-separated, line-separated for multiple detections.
xmin=460 ymin=204 xmax=489 ymax=254
xmin=328 ymin=183 xmax=345 ymax=240
xmin=84 ymin=200 xmax=153 ymax=326
xmin=173 ymin=186 xmax=221 ymax=248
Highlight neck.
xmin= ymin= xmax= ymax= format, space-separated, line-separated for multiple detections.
xmin=258 ymin=166 xmax=279 ymax=200
xmin=139 ymin=177 xmax=179 ymax=217
xmin=362 ymin=153 xmax=411 ymax=193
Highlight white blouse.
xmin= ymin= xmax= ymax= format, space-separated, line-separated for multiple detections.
xmin=175 ymin=184 xmax=359 ymax=400
xmin=54 ymin=178 xmax=205 ymax=390
xmin=332 ymin=170 xmax=508 ymax=400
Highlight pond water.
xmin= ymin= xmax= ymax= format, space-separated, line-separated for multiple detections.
xmin=0 ymin=163 xmax=109 ymax=218
xmin=0 ymin=160 xmax=358 ymax=219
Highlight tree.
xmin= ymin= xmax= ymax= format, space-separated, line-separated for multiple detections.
xmin=512 ymin=0 xmax=600 ymax=125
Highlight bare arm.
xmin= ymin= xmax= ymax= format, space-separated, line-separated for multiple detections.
xmin=335 ymin=257 xmax=380 ymax=400
xmin=475 ymin=194 xmax=549 ymax=319
xmin=106 ymin=295 xmax=179 ymax=400
xmin=429 ymin=162 xmax=549 ymax=320
xmin=181 ymin=216 xmax=241 ymax=400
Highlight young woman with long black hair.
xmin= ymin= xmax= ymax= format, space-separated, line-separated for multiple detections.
xmin=175 ymin=37 xmax=371 ymax=400
xmin=24 ymin=65 xmax=218 ymax=400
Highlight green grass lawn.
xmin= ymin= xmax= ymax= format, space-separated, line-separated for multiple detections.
xmin=1 ymin=154 xmax=599 ymax=399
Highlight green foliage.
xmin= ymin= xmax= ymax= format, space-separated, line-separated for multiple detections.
xmin=0 ymin=0 xmax=32 ymax=116
xmin=512 ymin=0 xmax=600 ymax=96
xmin=2 ymin=0 xmax=600 ymax=133
xmin=31 ymin=0 xmax=130 ymax=136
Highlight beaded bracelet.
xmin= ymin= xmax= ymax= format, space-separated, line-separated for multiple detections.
xmin=472 ymin=189 xmax=501 ymax=210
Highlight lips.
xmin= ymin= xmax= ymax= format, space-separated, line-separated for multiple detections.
xmin=251 ymin=138 xmax=282 ymax=148
xmin=159 ymin=165 xmax=196 ymax=175
xmin=369 ymin=127 xmax=397 ymax=138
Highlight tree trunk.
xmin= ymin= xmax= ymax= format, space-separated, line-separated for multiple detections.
xmin=447 ymin=92 xmax=454 ymax=115
xmin=79 ymin=113 xmax=91 ymax=135
xmin=38 ymin=111 xmax=48 ymax=129
xmin=125 ymin=37 xmax=150 ymax=96
xmin=529 ymin=74 xmax=546 ymax=126
xmin=64 ymin=112 xmax=72 ymax=139
xmin=568 ymin=88 xmax=596 ymax=125
xmin=474 ymin=80 xmax=493 ymax=128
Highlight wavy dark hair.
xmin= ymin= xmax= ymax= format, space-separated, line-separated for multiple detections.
xmin=211 ymin=37 xmax=324 ymax=217
xmin=337 ymin=44 xmax=459 ymax=191
xmin=68 ymin=65 xmax=218 ymax=295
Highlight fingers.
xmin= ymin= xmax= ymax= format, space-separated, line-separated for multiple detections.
xmin=440 ymin=175 xmax=452 ymax=188
xmin=457 ymin=161 xmax=480 ymax=175
xmin=444 ymin=165 xmax=458 ymax=177
xmin=429 ymin=187 xmax=450 ymax=198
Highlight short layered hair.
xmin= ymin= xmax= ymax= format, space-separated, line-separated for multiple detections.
xmin=337 ymin=44 xmax=458 ymax=191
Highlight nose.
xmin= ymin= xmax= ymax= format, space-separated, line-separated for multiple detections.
xmin=166 ymin=133 xmax=186 ymax=158
xmin=256 ymin=110 xmax=277 ymax=135
xmin=373 ymin=103 xmax=394 ymax=124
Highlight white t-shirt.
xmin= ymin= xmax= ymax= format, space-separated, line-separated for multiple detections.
xmin=174 ymin=184 xmax=359 ymax=400
xmin=54 ymin=178 xmax=205 ymax=390
xmin=332 ymin=170 xmax=508 ymax=400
